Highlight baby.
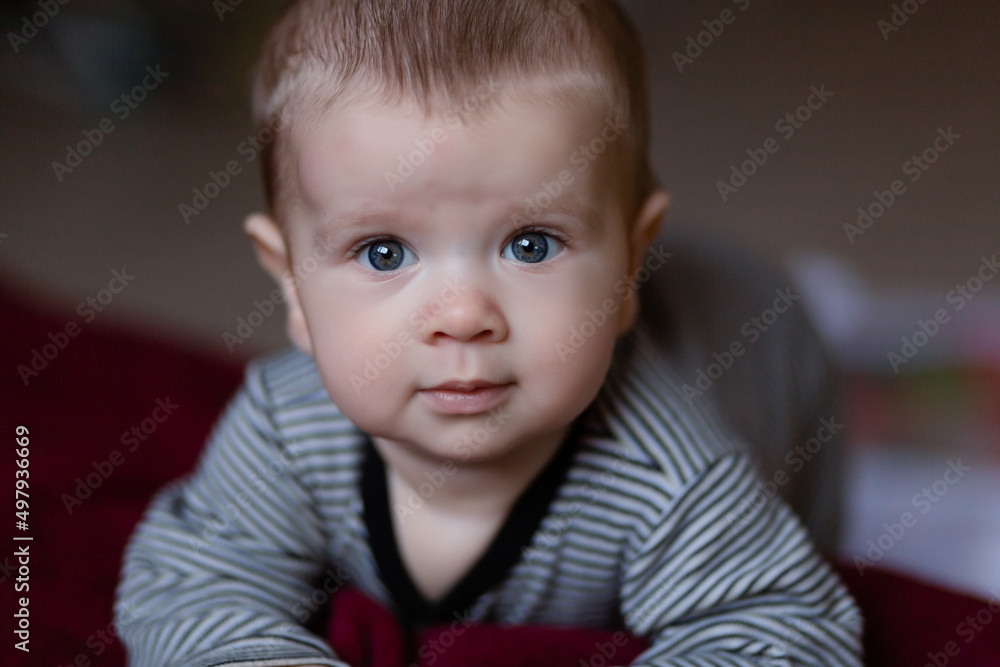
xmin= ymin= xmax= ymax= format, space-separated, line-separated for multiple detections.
xmin=115 ymin=0 xmax=862 ymax=665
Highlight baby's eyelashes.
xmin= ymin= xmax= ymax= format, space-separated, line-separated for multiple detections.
xmin=358 ymin=239 xmax=416 ymax=272
xmin=502 ymin=231 xmax=565 ymax=264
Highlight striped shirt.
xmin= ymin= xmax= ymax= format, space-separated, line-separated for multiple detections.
xmin=115 ymin=252 xmax=862 ymax=666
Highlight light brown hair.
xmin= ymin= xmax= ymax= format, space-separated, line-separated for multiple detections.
xmin=252 ymin=0 xmax=655 ymax=225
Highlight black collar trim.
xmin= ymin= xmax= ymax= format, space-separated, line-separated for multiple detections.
xmin=361 ymin=420 xmax=584 ymax=630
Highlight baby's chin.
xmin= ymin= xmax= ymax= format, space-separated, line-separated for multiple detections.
xmin=340 ymin=386 xmax=580 ymax=465
xmin=367 ymin=424 xmax=520 ymax=465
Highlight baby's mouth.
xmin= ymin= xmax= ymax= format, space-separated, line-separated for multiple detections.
xmin=418 ymin=381 xmax=513 ymax=415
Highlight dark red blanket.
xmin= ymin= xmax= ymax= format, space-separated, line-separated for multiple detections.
xmin=2 ymin=285 xmax=997 ymax=666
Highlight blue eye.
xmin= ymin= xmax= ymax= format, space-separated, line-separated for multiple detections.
xmin=503 ymin=232 xmax=564 ymax=264
xmin=359 ymin=240 xmax=415 ymax=272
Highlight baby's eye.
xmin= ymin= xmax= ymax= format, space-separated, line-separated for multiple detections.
xmin=358 ymin=239 xmax=416 ymax=272
xmin=503 ymin=232 xmax=565 ymax=264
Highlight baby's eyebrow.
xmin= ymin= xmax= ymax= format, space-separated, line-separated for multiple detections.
xmin=312 ymin=198 xmax=603 ymax=248
xmin=313 ymin=211 xmax=399 ymax=248
xmin=508 ymin=198 xmax=603 ymax=232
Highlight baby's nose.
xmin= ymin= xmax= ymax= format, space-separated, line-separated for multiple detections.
xmin=415 ymin=280 xmax=508 ymax=344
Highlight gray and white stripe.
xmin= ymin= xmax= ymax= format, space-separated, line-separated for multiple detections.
xmin=116 ymin=320 xmax=861 ymax=666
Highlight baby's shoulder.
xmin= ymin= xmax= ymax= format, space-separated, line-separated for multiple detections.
xmin=245 ymin=347 xmax=328 ymax=408
xmin=239 ymin=347 xmax=364 ymax=455
xmin=587 ymin=328 xmax=748 ymax=503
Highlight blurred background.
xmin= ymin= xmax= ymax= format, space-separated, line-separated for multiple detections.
xmin=1 ymin=0 xmax=998 ymax=610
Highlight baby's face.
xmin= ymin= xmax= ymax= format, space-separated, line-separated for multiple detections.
xmin=257 ymin=95 xmax=664 ymax=465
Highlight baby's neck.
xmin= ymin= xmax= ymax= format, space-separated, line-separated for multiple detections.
xmin=371 ymin=425 xmax=571 ymax=518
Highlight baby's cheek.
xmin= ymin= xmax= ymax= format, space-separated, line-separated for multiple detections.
xmin=310 ymin=327 xmax=395 ymax=411
xmin=548 ymin=283 xmax=624 ymax=348
xmin=539 ymin=310 xmax=616 ymax=387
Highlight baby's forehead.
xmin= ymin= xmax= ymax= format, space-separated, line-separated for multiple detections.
xmin=290 ymin=96 xmax=625 ymax=206
xmin=290 ymin=79 xmax=607 ymax=140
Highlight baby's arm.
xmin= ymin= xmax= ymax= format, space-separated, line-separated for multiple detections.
xmin=115 ymin=364 xmax=348 ymax=667
xmin=621 ymin=453 xmax=862 ymax=666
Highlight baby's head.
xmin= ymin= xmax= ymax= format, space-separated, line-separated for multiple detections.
xmin=245 ymin=0 xmax=669 ymax=464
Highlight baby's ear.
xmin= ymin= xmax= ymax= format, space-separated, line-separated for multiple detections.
xmin=629 ymin=190 xmax=670 ymax=268
xmin=618 ymin=190 xmax=671 ymax=335
xmin=243 ymin=213 xmax=313 ymax=354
